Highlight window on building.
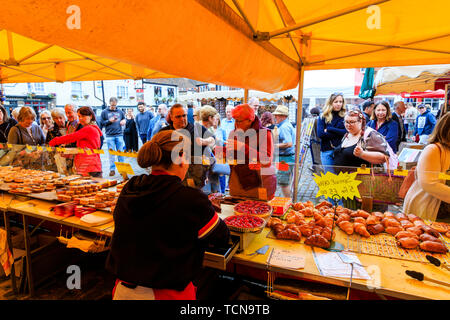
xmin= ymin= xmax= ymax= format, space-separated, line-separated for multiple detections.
xmin=34 ymin=83 xmax=45 ymax=93
xmin=71 ymin=82 xmax=82 ymax=98
xmin=167 ymin=88 xmax=175 ymax=98
xmin=154 ymin=86 xmax=162 ymax=97
xmin=117 ymin=86 xmax=129 ymax=99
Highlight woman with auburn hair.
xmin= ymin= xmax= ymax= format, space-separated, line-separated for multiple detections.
xmin=227 ymin=103 xmax=276 ymax=200
xmin=106 ymin=130 xmax=229 ymax=300
xmin=367 ymin=100 xmax=399 ymax=153
xmin=316 ymin=92 xmax=347 ymax=173
xmin=49 ymin=106 xmax=102 ymax=177
xmin=403 ymin=112 xmax=450 ymax=221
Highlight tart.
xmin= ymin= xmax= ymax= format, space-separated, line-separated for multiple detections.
xmin=224 ymin=214 xmax=266 ymax=233
xmin=234 ymin=200 xmax=272 ymax=218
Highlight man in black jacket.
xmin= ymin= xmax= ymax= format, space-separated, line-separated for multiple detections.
xmin=392 ymin=101 xmax=407 ymax=150
xmin=100 ymin=97 xmax=126 ymax=176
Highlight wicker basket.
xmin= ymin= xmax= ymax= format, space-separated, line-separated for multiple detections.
xmin=356 ymin=173 xmax=405 ymax=205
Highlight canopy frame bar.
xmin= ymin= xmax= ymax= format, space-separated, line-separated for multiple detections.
xmin=17 ymin=44 xmax=54 ymax=64
xmin=231 ymin=0 xmax=257 ymax=36
xmin=64 ymin=61 xmax=124 ymax=81
xmin=307 ymin=33 xmax=450 ymax=66
xmin=0 ymin=63 xmax=55 ymax=82
xmin=262 ymin=0 xmax=390 ymax=40
xmin=6 ymin=31 xmax=16 ymax=64
xmin=18 ymin=58 xmax=88 ymax=66
xmin=62 ymin=47 xmax=137 ymax=80
xmin=272 ymin=0 xmax=302 ymax=63
xmin=194 ymin=0 xmax=299 ymax=71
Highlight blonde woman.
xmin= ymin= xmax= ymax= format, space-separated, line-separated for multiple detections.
xmin=316 ymin=92 xmax=347 ymax=173
xmin=39 ymin=110 xmax=53 ymax=138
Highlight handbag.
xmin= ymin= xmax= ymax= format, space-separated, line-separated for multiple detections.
xmin=361 ymin=127 xmax=399 ymax=170
xmin=211 ymin=162 xmax=230 ymax=175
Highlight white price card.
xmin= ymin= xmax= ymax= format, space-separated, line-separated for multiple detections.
xmin=267 ymin=249 xmax=305 ymax=270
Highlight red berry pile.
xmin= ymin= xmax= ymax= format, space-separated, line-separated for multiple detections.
xmin=224 ymin=215 xmax=265 ymax=229
xmin=234 ymin=200 xmax=271 ymax=216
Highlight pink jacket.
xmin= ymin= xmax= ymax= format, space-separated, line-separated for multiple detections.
xmin=49 ymin=125 xmax=103 ymax=175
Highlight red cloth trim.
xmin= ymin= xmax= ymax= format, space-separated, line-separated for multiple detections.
xmin=198 ymin=213 xmax=219 ymax=239
xmin=151 ymin=170 xmax=171 ymax=176
xmin=154 ymin=282 xmax=196 ymax=300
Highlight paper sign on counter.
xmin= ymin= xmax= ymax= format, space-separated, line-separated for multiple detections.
xmin=267 ymin=249 xmax=305 ymax=270
xmin=313 ymin=171 xmax=361 ymax=200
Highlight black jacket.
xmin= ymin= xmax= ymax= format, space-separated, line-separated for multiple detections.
xmin=105 ymin=173 xmax=229 ymax=290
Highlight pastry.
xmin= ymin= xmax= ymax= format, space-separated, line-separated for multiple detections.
xmin=385 ymin=226 xmax=404 ymax=236
xmin=395 ymin=231 xmax=419 ymax=240
xmin=354 ymin=222 xmax=370 ymax=237
xmin=430 ymin=222 xmax=449 ymax=234
xmin=419 ymin=241 xmax=448 ymax=253
xmin=367 ymin=223 xmax=385 ymax=235
xmin=305 ymin=234 xmax=330 ymax=249
xmin=397 ymin=237 xmax=419 ymax=249
xmin=419 ymin=233 xmax=442 ymax=244
xmin=406 ymin=226 xmax=424 ymax=236
xmin=234 ymin=200 xmax=272 ymax=218
xmin=338 ymin=220 xmax=354 ymax=235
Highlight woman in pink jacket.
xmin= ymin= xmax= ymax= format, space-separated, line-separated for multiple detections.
xmin=49 ymin=106 xmax=103 ymax=177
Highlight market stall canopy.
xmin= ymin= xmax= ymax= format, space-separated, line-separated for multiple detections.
xmin=401 ymin=89 xmax=445 ymax=99
xmin=374 ymin=64 xmax=450 ymax=95
xmin=0 ymin=0 xmax=449 ymax=93
xmin=0 ymin=30 xmax=176 ymax=83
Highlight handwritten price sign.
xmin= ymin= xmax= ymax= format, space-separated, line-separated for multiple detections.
xmin=313 ymin=171 xmax=362 ymax=200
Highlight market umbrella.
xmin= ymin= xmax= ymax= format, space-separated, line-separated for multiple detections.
xmin=374 ymin=65 xmax=450 ymax=94
xmin=358 ymin=67 xmax=375 ymax=99
xmin=401 ymin=89 xmax=445 ymax=99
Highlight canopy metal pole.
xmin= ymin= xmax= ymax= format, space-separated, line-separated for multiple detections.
xmin=292 ymin=64 xmax=305 ymax=202
xmin=244 ymin=88 xmax=249 ymax=103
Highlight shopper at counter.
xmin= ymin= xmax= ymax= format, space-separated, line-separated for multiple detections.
xmin=367 ymin=101 xmax=399 ymax=153
xmin=0 ymin=104 xmax=17 ymax=143
xmin=317 ymin=92 xmax=347 ymax=173
xmin=333 ymin=108 xmax=388 ymax=171
xmin=48 ymin=107 xmax=102 ymax=177
xmin=8 ymin=106 xmax=45 ymax=145
xmin=106 ymin=130 xmax=230 ymax=300
xmin=404 ymin=112 xmax=450 ymax=221
xmin=46 ymin=108 xmax=67 ymax=143
xmin=227 ymin=103 xmax=276 ymax=200
xmin=414 ymin=104 xmax=437 ymax=144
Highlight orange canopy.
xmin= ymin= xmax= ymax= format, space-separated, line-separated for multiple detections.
xmin=0 ymin=0 xmax=449 ymax=93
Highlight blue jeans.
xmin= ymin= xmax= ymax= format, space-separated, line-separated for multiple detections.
xmin=139 ymin=133 xmax=147 ymax=144
xmin=106 ymin=136 xmax=125 ymax=171
xmin=320 ymin=150 xmax=335 ymax=174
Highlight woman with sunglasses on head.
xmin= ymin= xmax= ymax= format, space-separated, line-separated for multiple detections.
xmin=333 ymin=108 xmax=388 ymax=173
xmin=367 ymin=101 xmax=399 ymax=153
xmin=317 ymin=92 xmax=347 ymax=173
xmin=48 ymin=106 xmax=103 ymax=177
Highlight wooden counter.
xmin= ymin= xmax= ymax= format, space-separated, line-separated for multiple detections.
xmin=230 ymin=221 xmax=450 ymax=300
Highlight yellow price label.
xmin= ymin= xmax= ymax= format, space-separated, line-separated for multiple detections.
xmin=109 ymin=150 xmax=118 ymax=156
xmin=93 ymin=149 xmax=104 ymax=154
xmin=46 ymin=146 xmax=53 ymax=152
xmin=85 ymin=149 xmax=93 ymax=155
xmin=36 ymin=146 xmax=43 ymax=151
xmin=313 ymin=171 xmax=362 ymax=200
xmin=77 ymin=148 xmax=85 ymax=154
xmin=394 ymin=169 xmax=408 ymax=177
xmin=356 ymin=167 xmax=371 ymax=175
xmin=115 ymin=162 xmax=134 ymax=175
xmin=26 ymin=145 xmax=33 ymax=150
xmin=7 ymin=144 xmax=12 ymax=148
xmin=438 ymin=173 xmax=450 ymax=181
xmin=56 ymin=147 xmax=62 ymax=152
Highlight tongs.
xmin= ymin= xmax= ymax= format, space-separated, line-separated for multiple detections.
xmin=426 ymin=255 xmax=450 ymax=271
xmin=405 ymin=270 xmax=450 ymax=287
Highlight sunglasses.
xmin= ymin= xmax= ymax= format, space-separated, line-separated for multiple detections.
xmin=41 ymin=117 xmax=51 ymax=120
